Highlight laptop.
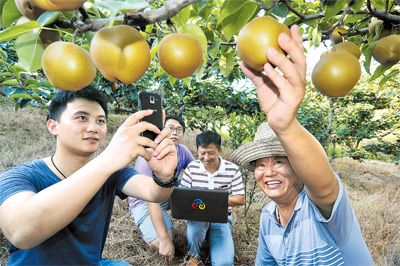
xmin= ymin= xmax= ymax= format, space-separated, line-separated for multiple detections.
xmin=170 ymin=187 xmax=229 ymax=223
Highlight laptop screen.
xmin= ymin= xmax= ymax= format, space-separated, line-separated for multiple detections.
xmin=170 ymin=187 xmax=229 ymax=223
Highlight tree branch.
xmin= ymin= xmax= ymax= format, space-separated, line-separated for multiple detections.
xmin=283 ymin=0 xmax=305 ymax=19
xmin=88 ymin=0 xmax=199 ymax=31
xmin=372 ymin=10 xmax=400 ymax=24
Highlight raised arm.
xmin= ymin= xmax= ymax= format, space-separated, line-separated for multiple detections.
xmin=241 ymin=25 xmax=338 ymax=216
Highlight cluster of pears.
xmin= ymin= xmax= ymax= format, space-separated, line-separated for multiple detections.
xmin=235 ymin=16 xmax=362 ymax=98
xmin=16 ymin=1 xmax=203 ymax=91
xmin=312 ymin=41 xmax=361 ymax=97
xmin=42 ymin=25 xmax=203 ymax=91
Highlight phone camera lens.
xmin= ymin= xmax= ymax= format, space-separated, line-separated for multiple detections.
xmin=150 ymin=96 xmax=155 ymax=104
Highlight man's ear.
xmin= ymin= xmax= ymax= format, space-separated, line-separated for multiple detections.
xmin=47 ymin=119 xmax=58 ymax=136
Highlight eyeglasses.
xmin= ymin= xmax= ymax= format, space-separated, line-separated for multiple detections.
xmin=166 ymin=125 xmax=184 ymax=134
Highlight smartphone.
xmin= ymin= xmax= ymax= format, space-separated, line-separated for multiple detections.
xmin=138 ymin=91 xmax=163 ymax=141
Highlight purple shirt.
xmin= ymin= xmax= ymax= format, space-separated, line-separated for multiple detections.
xmin=128 ymin=144 xmax=195 ymax=212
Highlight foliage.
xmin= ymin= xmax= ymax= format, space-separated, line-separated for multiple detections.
xmin=331 ymin=77 xmax=399 ymax=161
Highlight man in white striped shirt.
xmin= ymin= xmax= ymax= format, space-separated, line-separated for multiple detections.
xmin=180 ymin=131 xmax=245 ymax=266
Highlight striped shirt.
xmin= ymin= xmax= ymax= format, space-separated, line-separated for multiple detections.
xmin=180 ymin=157 xmax=244 ymax=214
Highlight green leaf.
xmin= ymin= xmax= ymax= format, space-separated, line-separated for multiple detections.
xmin=351 ymin=0 xmax=364 ymax=12
xmin=0 ymin=47 xmax=7 ymax=60
xmin=371 ymin=0 xmax=385 ymax=9
xmin=209 ymin=43 xmax=220 ymax=59
xmin=217 ymin=0 xmax=248 ymax=26
xmin=219 ymin=47 xmax=235 ymax=77
xmin=324 ymin=0 xmax=346 ymax=20
xmin=0 ymin=21 xmax=41 ymax=42
xmin=192 ymin=0 xmax=211 ymax=19
xmin=2 ymin=0 xmax=21 ymax=27
xmin=154 ymin=66 xmax=166 ymax=78
xmin=379 ymin=69 xmax=399 ymax=87
xmin=37 ymin=11 xmax=60 ymax=26
xmin=171 ymin=5 xmax=191 ymax=30
xmin=168 ymin=75 xmax=177 ymax=87
xmin=344 ymin=14 xmax=364 ymax=24
xmin=15 ymin=31 xmax=44 ymax=72
xmin=1 ymin=79 xmax=19 ymax=86
xmin=0 ymin=0 xmax=7 ymax=27
xmin=271 ymin=2 xmax=289 ymax=18
xmin=361 ymin=35 xmax=375 ymax=74
xmin=370 ymin=64 xmax=390 ymax=82
xmin=9 ymin=93 xmax=32 ymax=99
xmin=182 ymin=77 xmax=191 ymax=86
xmin=220 ymin=1 xmax=259 ymax=41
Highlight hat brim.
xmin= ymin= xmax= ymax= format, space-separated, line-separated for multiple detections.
xmin=230 ymin=139 xmax=287 ymax=171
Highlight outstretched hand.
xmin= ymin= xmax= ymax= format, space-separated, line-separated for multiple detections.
xmin=241 ymin=25 xmax=306 ymax=132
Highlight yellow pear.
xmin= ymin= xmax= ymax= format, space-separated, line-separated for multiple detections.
xmin=236 ymin=16 xmax=290 ymax=72
xmin=31 ymin=0 xmax=85 ymax=11
xmin=90 ymin=25 xmax=151 ymax=84
xmin=42 ymin=41 xmax=96 ymax=91
xmin=372 ymin=35 xmax=400 ymax=66
xmin=15 ymin=0 xmax=44 ymax=20
xmin=157 ymin=33 xmax=203 ymax=79
xmin=312 ymin=51 xmax=361 ymax=97
xmin=332 ymin=42 xmax=361 ymax=59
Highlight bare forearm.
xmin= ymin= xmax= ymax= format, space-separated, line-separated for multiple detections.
xmin=229 ymin=195 xmax=245 ymax=207
xmin=148 ymin=202 xmax=170 ymax=240
xmin=277 ymin=120 xmax=338 ymax=202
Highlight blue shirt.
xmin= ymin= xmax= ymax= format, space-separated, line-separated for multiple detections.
xmin=0 ymin=160 xmax=136 ymax=265
xmin=256 ymin=178 xmax=373 ymax=266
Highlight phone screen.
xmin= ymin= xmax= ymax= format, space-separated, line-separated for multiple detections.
xmin=138 ymin=92 xmax=163 ymax=141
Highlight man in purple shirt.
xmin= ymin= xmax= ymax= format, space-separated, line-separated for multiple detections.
xmin=128 ymin=115 xmax=194 ymax=261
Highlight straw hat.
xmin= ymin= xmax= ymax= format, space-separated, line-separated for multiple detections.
xmin=230 ymin=122 xmax=287 ymax=171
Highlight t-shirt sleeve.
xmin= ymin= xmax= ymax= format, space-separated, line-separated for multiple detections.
xmin=0 ymin=165 xmax=38 ymax=205
xmin=133 ymin=156 xmax=152 ymax=176
xmin=307 ymin=175 xmax=354 ymax=245
xmin=182 ymin=145 xmax=195 ymax=165
xmin=115 ymin=167 xmax=138 ymax=199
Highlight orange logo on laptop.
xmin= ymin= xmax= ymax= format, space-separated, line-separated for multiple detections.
xmin=192 ymin=199 xmax=206 ymax=210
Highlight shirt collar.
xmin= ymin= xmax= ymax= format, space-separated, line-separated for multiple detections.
xmin=265 ymin=187 xmax=307 ymax=216
xmin=199 ymin=156 xmax=225 ymax=174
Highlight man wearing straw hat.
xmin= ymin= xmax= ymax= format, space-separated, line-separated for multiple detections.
xmin=231 ymin=25 xmax=373 ymax=265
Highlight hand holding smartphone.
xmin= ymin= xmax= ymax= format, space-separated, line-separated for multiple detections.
xmin=138 ymin=92 xmax=163 ymax=141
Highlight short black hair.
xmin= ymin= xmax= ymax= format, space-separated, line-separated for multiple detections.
xmin=47 ymin=86 xmax=108 ymax=121
xmin=196 ymin=131 xmax=221 ymax=150
xmin=165 ymin=115 xmax=186 ymax=133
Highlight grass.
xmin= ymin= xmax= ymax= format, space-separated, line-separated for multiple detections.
xmin=0 ymin=100 xmax=399 ymax=265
